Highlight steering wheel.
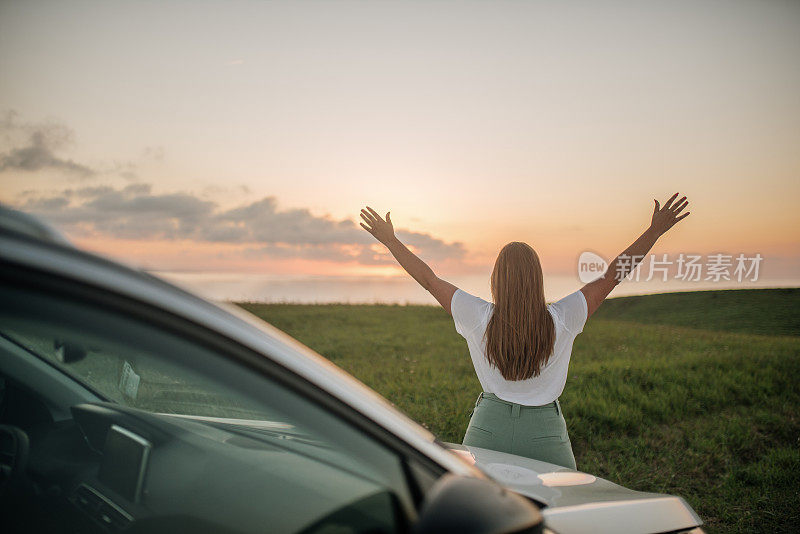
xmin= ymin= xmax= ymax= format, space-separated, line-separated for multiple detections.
xmin=0 ymin=425 xmax=29 ymax=497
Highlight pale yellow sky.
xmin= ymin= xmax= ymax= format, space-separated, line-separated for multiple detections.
xmin=1 ymin=0 xmax=798 ymax=283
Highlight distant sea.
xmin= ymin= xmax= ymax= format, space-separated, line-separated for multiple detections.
xmin=152 ymin=272 xmax=799 ymax=305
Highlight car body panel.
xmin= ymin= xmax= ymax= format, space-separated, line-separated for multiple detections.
xmin=446 ymin=442 xmax=702 ymax=533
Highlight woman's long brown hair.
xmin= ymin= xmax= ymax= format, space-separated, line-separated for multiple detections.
xmin=484 ymin=242 xmax=555 ymax=380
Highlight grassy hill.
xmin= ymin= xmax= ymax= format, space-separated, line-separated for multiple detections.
xmin=237 ymin=288 xmax=800 ymax=533
xmin=591 ymin=288 xmax=799 ymax=336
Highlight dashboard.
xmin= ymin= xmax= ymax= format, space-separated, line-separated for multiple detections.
xmin=0 ymin=375 xmax=410 ymax=534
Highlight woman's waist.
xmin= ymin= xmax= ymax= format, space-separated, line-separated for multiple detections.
xmin=477 ymin=392 xmax=560 ymax=411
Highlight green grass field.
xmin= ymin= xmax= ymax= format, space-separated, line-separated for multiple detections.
xmin=237 ymin=288 xmax=800 ymax=533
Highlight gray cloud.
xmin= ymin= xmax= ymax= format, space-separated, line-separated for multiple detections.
xmin=0 ymin=111 xmax=145 ymax=180
xmin=0 ymin=111 xmax=96 ymax=177
xmin=17 ymin=184 xmax=466 ymax=264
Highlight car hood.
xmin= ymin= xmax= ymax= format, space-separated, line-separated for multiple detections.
xmin=444 ymin=442 xmax=702 ymax=534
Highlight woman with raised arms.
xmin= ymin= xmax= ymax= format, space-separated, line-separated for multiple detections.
xmin=359 ymin=194 xmax=689 ymax=468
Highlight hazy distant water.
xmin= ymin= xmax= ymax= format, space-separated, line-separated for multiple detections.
xmin=153 ymin=272 xmax=799 ymax=305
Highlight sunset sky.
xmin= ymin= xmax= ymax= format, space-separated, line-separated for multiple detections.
xmin=1 ymin=0 xmax=798 ymax=298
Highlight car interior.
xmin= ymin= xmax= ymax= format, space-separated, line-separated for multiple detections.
xmin=0 ymin=267 xmax=440 ymax=533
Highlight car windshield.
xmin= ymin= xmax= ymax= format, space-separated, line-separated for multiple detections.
xmin=0 ymin=280 xmax=297 ymax=425
xmin=1 ymin=306 xmax=280 ymax=422
xmin=3 ymin=324 xmax=272 ymax=420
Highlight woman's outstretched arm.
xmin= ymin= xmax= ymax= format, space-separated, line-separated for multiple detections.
xmin=360 ymin=206 xmax=458 ymax=315
xmin=581 ymin=193 xmax=690 ymax=319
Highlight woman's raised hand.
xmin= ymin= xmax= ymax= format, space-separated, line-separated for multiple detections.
xmin=650 ymin=193 xmax=690 ymax=236
xmin=360 ymin=206 xmax=395 ymax=244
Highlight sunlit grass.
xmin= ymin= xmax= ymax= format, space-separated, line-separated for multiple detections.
xmin=238 ymin=289 xmax=800 ymax=533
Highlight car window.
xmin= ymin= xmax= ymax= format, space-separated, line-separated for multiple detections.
xmin=0 ymin=279 xmax=415 ymax=531
xmin=2 ymin=291 xmax=266 ymax=419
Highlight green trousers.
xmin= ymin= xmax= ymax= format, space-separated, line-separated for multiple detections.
xmin=462 ymin=392 xmax=577 ymax=470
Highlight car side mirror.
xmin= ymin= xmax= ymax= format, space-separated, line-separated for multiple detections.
xmin=53 ymin=339 xmax=87 ymax=364
xmin=414 ymin=474 xmax=543 ymax=534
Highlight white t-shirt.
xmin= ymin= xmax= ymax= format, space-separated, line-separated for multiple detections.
xmin=451 ymin=288 xmax=588 ymax=406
